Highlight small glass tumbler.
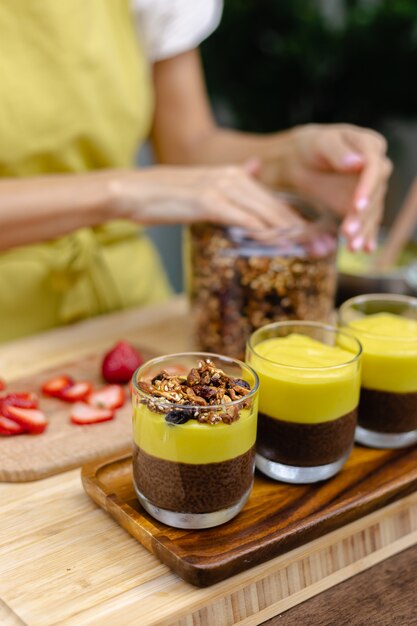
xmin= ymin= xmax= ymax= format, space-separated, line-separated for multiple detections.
xmin=132 ymin=352 xmax=259 ymax=529
xmin=339 ymin=294 xmax=417 ymax=449
xmin=246 ymin=322 xmax=361 ymax=484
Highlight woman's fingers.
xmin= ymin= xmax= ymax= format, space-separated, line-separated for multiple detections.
xmin=309 ymin=127 xmax=365 ymax=172
xmin=225 ymin=176 xmax=303 ymax=228
xmin=201 ymin=194 xmax=267 ymax=230
xmin=360 ymin=186 xmax=386 ymax=252
xmin=243 ymin=157 xmax=262 ymax=177
xmin=312 ymin=125 xmax=390 ymax=251
xmin=318 ymin=125 xmax=391 ymax=214
xmin=351 ymin=156 xmax=392 ymax=214
xmin=341 ymin=182 xmax=386 ymax=251
xmin=340 ymin=128 xmax=392 ymax=211
xmin=297 ymin=124 xmax=391 ymax=219
xmin=198 ymin=166 xmax=303 ymax=229
xmin=116 ymin=165 xmax=302 ymax=229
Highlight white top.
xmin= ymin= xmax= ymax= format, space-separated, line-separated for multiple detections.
xmin=131 ymin=0 xmax=223 ymax=62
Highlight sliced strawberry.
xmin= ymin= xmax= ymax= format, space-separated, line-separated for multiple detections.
xmin=102 ymin=341 xmax=144 ymax=384
xmin=0 ymin=415 xmax=27 ymax=436
xmin=0 ymin=379 xmax=6 ymax=391
xmin=70 ymin=402 xmax=114 ymax=425
xmin=57 ymin=381 xmax=93 ymax=403
xmin=88 ymin=385 xmax=125 ymax=410
xmin=5 ymin=406 xmax=48 ymax=435
xmin=0 ymin=393 xmax=39 ymax=419
xmin=42 ymin=375 xmax=74 ymax=398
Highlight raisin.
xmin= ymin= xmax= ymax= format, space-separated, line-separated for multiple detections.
xmin=232 ymin=378 xmax=250 ymax=390
xmin=165 ymin=409 xmax=192 ymax=425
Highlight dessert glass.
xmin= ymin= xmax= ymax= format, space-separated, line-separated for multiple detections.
xmin=132 ymin=352 xmax=259 ymax=529
xmin=246 ymin=322 xmax=361 ymax=484
xmin=186 ymin=192 xmax=338 ymax=360
xmin=339 ymin=294 xmax=417 ymax=448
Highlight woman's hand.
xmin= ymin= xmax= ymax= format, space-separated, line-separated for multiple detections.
xmin=110 ymin=164 xmax=303 ymax=231
xmin=150 ymin=52 xmax=391 ymax=252
xmin=280 ymin=124 xmax=392 ymax=251
xmin=0 ymin=164 xmax=302 ymax=250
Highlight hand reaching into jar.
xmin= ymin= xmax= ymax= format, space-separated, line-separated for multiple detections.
xmin=151 ymin=51 xmax=392 ymax=254
xmin=0 ymin=51 xmax=391 ymax=254
xmin=0 ymin=164 xmax=304 ymax=250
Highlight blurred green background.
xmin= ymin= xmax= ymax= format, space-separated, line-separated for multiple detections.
xmin=202 ymin=0 xmax=417 ymax=132
xmin=149 ymin=0 xmax=417 ymax=291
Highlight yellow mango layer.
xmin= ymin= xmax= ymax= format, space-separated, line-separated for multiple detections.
xmin=345 ymin=313 xmax=417 ymax=393
xmin=248 ymin=334 xmax=360 ymax=424
xmin=132 ymin=403 xmax=257 ymax=464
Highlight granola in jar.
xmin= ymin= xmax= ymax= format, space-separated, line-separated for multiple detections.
xmin=186 ymin=193 xmax=338 ymax=359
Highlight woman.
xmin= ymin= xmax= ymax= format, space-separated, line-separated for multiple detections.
xmin=0 ymin=0 xmax=391 ymax=341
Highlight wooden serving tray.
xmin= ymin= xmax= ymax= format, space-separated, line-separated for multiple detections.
xmin=0 ymin=347 xmax=154 ymax=482
xmin=82 ymin=444 xmax=417 ymax=587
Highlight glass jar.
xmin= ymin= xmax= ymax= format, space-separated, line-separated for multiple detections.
xmin=186 ymin=193 xmax=338 ymax=360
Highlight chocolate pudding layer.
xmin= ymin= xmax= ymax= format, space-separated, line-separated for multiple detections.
xmin=133 ymin=445 xmax=255 ymax=514
xmin=359 ymin=388 xmax=417 ymax=433
xmin=257 ymin=410 xmax=357 ymax=467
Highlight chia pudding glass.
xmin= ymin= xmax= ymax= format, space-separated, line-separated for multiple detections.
xmin=339 ymin=294 xmax=417 ymax=449
xmin=132 ymin=352 xmax=259 ymax=529
xmin=246 ymin=321 xmax=362 ymax=484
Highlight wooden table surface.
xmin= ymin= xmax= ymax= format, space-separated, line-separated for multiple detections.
xmin=0 ymin=296 xmax=416 ymax=626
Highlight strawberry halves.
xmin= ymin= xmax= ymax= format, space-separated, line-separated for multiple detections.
xmin=88 ymin=385 xmax=125 ymax=410
xmin=42 ymin=375 xmax=74 ymax=398
xmin=4 ymin=406 xmax=48 ymax=435
xmin=0 ymin=415 xmax=27 ymax=436
xmin=42 ymin=376 xmax=93 ymax=402
xmin=70 ymin=402 xmax=114 ymax=425
xmin=57 ymin=381 xmax=93 ymax=403
xmin=1 ymin=392 xmax=39 ymax=414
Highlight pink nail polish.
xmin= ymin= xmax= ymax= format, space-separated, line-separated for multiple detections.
xmin=351 ymin=235 xmax=364 ymax=251
xmin=356 ymin=197 xmax=368 ymax=212
xmin=343 ymin=153 xmax=363 ymax=167
xmin=344 ymin=220 xmax=360 ymax=235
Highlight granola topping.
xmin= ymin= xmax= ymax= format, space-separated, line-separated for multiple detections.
xmin=137 ymin=359 xmax=251 ymax=425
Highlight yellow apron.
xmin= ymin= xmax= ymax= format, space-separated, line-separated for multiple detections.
xmin=0 ymin=0 xmax=171 ymax=342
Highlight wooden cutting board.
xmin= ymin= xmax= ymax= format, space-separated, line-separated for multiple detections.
xmin=0 ymin=347 xmax=155 ymax=482
xmin=82 ymin=444 xmax=417 ymax=587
